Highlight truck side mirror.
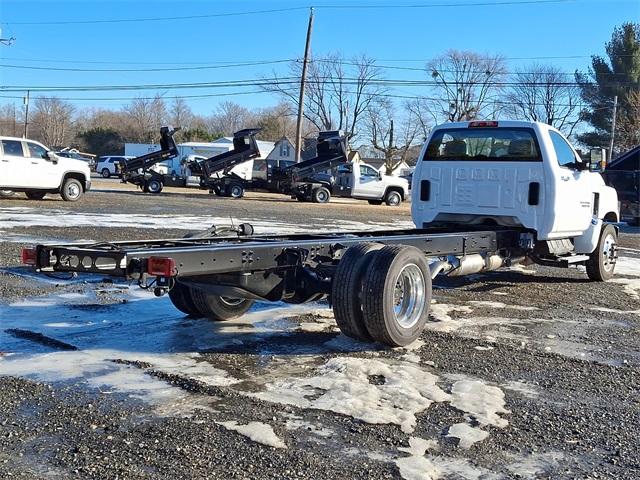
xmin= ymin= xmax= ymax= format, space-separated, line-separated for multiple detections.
xmin=45 ymin=151 xmax=58 ymax=164
xmin=589 ymin=148 xmax=607 ymax=172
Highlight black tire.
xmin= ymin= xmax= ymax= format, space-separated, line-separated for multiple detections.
xmin=312 ymin=186 xmax=331 ymax=204
xmin=25 ymin=191 xmax=46 ymax=200
xmin=361 ymin=245 xmax=432 ymax=347
xmin=168 ymin=281 xmax=200 ymax=316
xmin=101 ymin=169 xmax=111 ymax=178
xmin=228 ymin=183 xmax=244 ymax=198
xmin=368 ymin=200 xmax=383 ymax=205
xmin=384 ymin=189 xmax=402 ymax=206
xmin=0 ymin=190 xmax=15 ymax=198
xmin=331 ymin=242 xmax=384 ymax=341
xmin=60 ymin=178 xmax=83 ymax=201
xmin=147 ymin=179 xmax=163 ymax=194
xmin=586 ymin=224 xmax=618 ymax=281
xmin=295 ymin=195 xmax=307 ymax=202
xmin=189 ymin=287 xmax=254 ymax=321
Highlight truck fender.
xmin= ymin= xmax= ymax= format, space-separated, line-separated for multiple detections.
xmin=58 ymin=171 xmax=88 ymax=191
xmin=573 ymin=218 xmax=603 ymax=254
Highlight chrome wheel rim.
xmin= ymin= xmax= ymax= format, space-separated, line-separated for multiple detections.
xmin=602 ymin=233 xmax=617 ymax=272
xmin=67 ymin=183 xmax=80 ymax=199
xmin=388 ymin=193 xmax=400 ymax=205
xmin=220 ymin=296 xmax=244 ymax=306
xmin=317 ymin=190 xmax=328 ymax=202
xmin=149 ymin=181 xmax=161 ymax=193
xmin=231 ymin=186 xmax=242 ymax=197
xmin=393 ymin=263 xmax=426 ymax=328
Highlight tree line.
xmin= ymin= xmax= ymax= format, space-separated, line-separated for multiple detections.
xmin=0 ymin=22 xmax=637 ymax=171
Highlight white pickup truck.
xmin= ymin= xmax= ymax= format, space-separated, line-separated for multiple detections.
xmin=0 ymin=136 xmax=91 ymax=201
xmin=333 ymin=162 xmax=410 ymax=206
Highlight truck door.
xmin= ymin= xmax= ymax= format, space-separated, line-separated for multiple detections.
xmin=0 ymin=139 xmax=29 ymax=188
xmin=547 ymin=131 xmax=592 ymax=236
xmin=25 ymin=141 xmax=59 ymax=188
xmin=354 ymin=164 xmax=382 ymax=198
xmin=334 ymin=164 xmax=353 ymax=197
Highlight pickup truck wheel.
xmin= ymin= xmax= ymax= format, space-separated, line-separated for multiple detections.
xmin=168 ymin=281 xmax=200 ymax=316
xmin=368 ymin=200 xmax=383 ymax=205
xmin=0 ymin=190 xmax=15 ymax=198
xmin=189 ymin=288 xmax=254 ymax=321
xmin=312 ymin=187 xmax=331 ymax=203
xmin=60 ymin=178 xmax=83 ymax=201
xmin=384 ymin=190 xmax=402 ymax=206
xmin=361 ymin=245 xmax=431 ymax=347
xmin=586 ymin=224 xmax=618 ymax=281
xmin=331 ymin=242 xmax=384 ymax=341
xmin=147 ymin=179 xmax=163 ymax=194
xmin=101 ymin=169 xmax=111 ymax=178
xmin=25 ymin=191 xmax=46 ymax=200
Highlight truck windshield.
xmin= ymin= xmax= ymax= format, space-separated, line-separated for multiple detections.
xmin=423 ymin=127 xmax=542 ymax=162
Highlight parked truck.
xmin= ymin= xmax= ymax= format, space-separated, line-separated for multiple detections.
xmin=23 ymin=120 xmax=619 ymax=347
xmin=602 ymin=146 xmax=639 ymax=226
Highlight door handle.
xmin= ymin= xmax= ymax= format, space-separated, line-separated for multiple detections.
xmin=1 ymin=159 xmax=9 ymax=162
xmin=560 ymin=176 xmax=570 ymax=181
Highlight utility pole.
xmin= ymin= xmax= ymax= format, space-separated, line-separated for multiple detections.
xmin=23 ymin=90 xmax=30 ymax=138
xmin=295 ymin=7 xmax=314 ymax=162
xmin=608 ymin=95 xmax=618 ymax=162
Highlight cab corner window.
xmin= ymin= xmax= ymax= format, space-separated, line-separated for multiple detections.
xmin=549 ymin=131 xmax=578 ymax=168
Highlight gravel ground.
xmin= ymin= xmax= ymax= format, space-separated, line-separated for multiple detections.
xmin=1 ymin=186 xmax=639 ymax=479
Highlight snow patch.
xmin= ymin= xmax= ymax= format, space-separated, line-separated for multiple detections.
xmin=501 ymin=381 xmax=540 ymax=399
xmin=450 ymin=380 xmax=510 ymax=428
xmin=446 ymin=423 xmax=489 ymax=449
xmin=217 ymin=421 xmax=286 ymax=449
xmin=468 ymin=300 xmax=539 ymax=311
xmin=615 ymin=256 xmax=640 ymax=277
xmin=253 ymin=357 xmax=450 ymax=433
xmin=427 ymin=302 xmax=474 ymax=331
xmin=611 ymin=277 xmax=640 ymax=299
xmin=505 ymin=452 xmax=564 ymax=479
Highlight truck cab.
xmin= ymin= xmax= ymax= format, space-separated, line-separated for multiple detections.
xmin=334 ymin=162 xmax=409 ymax=206
xmin=412 ymin=120 xmax=618 ymax=257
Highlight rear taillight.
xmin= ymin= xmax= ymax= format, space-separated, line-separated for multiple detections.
xmin=469 ymin=121 xmax=498 ymax=128
xmin=146 ymin=257 xmax=176 ymax=277
xmin=21 ymin=247 xmax=38 ymax=266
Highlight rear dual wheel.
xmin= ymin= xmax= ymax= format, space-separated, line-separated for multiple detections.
xmin=168 ymin=280 xmax=254 ymax=321
xmin=332 ymin=244 xmax=431 ymax=347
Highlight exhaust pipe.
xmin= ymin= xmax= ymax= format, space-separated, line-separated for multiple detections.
xmin=429 ymin=253 xmax=509 ymax=279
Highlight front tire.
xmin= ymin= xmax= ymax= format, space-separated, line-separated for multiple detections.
xmin=101 ymin=169 xmax=111 ymax=178
xmin=361 ymin=245 xmax=432 ymax=347
xmin=25 ymin=191 xmax=46 ymax=200
xmin=189 ymin=288 xmax=254 ymax=321
xmin=60 ymin=178 xmax=83 ymax=201
xmin=227 ymin=183 xmax=244 ymax=198
xmin=586 ymin=224 xmax=617 ymax=281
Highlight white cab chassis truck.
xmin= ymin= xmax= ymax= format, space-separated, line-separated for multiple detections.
xmin=23 ymin=121 xmax=619 ymax=347
xmin=0 ymin=136 xmax=91 ymax=201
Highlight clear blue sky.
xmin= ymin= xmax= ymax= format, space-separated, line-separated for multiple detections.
xmin=0 ymin=0 xmax=638 ymax=115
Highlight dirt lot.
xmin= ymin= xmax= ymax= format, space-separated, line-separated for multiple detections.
xmin=1 ymin=182 xmax=639 ymax=479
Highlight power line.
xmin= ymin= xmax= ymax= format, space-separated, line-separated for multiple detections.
xmin=2 ymin=0 xmax=574 ymax=26
xmin=0 ymin=59 xmax=293 ymax=73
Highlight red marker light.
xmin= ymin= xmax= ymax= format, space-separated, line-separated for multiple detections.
xmin=469 ymin=121 xmax=499 ymax=128
xmin=21 ymin=247 xmax=38 ymax=266
xmin=146 ymin=257 xmax=176 ymax=277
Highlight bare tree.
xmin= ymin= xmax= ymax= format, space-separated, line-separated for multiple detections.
xmin=207 ymin=101 xmax=254 ymax=136
xmin=425 ymin=50 xmax=506 ymax=122
xmin=367 ymin=99 xmax=421 ymax=175
xmin=264 ymin=53 xmax=386 ymax=142
xmin=616 ymin=89 xmax=640 ymax=149
xmin=30 ymin=97 xmax=76 ymax=147
xmin=0 ymin=103 xmax=20 ymax=137
xmin=168 ymin=97 xmax=194 ymax=130
xmin=505 ymin=64 xmax=581 ymax=135
xmin=123 ymin=95 xmax=166 ymax=142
